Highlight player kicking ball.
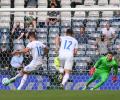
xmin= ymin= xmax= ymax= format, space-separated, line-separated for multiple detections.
xmin=2 ymin=32 xmax=49 ymax=90
xmin=82 ymin=52 xmax=118 ymax=90
xmin=54 ymin=29 xmax=78 ymax=89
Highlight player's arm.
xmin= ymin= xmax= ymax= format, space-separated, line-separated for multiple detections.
xmin=94 ymin=57 xmax=102 ymax=68
xmin=12 ymin=48 xmax=30 ymax=55
xmin=89 ymin=57 xmax=102 ymax=75
xmin=73 ymin=48 xmax=78 ymax=56
xmin=54 ymin=35 xmax=60 ymax=53
xmin=113 ymin=62 xmax=118 ymax=76
xmin=43 ymin=46 xmax=49 ymax=55
xmin=74 ymin=40 xmax=78 ymax=56
xmin=112 ymin=62 xmax=118 ymax=83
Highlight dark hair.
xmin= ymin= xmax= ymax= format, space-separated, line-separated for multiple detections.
xmin=80 ymin=26 xmax=85 ymax=30
xmin=66 ymin=28 xmax=74 ymax=36
xmin=28 ymin=32 xmax=36 ymax=39
xmin=107 ymin=51 xmax=114 ymax=55
xmin=50 ymin=3 xmax=56 ymax=7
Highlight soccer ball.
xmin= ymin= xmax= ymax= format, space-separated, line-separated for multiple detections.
xmin=2 ymin=78 xmax=10 ymax=86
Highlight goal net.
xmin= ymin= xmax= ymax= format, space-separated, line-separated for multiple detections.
xmin=0 ymin=6 xmax=120 ymax=90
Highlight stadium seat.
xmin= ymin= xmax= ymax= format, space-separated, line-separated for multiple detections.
xmin=73 ymin=27 xmax=80 ymax=34
xmin=1 ymin=0 xmax=11 ymax=6
xmin=97 ymin=27 xmax=102 ymax=33
xmin=76 ymin=57 xmax=91 ymax=62
xmin=98 ymin=0 xmax=108 ymax=5
xmin=72 ymin=21 xmax=84 ymax=28
xmin=37 ymin=12 xmax=47 ymax=22
xmin=85 ymin=27 xmax=96 ymax=33
xmin=78 ymin=44 xmax=87 ymax=50
xmin=61 ymin=21 xmax=71 ymax=27
xmin=86 ymin=21 xmax=97 ymax=28
xmin=86 ymin=50 xmax=97 ymax=57
xmin=49 ymin=27 xmax=59 ymax=34
xmin=14 ymin=17 xmax=24 ymax=22
xmin=38 ymin=0 xmax=47 ymax=8
xmin=87 ymin=44 xmax=97 ymax=50
xmin=88 ymin=11 xmax=99 ymax=18
xmin=14 ymin=0 xmax=24 ymax=6
xmin=77 ymin=50 xmax=86 ymax=56
xmin=102 ymin=11 xmax=114 ymax=18
xmin=110 ymin=0 xmax=120 ymax=6
xmin=73 ymin=5 xmax=86 ymax=21
xmin=88 ymin=33 xmax=100 ymax=39
xmin=88 ymin=39 xmax=96 ymax=45
xmin=76 ymin=62 xmax=87 ymax=68
xmin=115 ymin=39 xmax=120 ymax=45
xmin=111 ymin=21 xmax=120 ymax=28
xmin=61 ymin=12 xmax=71 ymax=21
xmin=84 ymin=0 xmax=95 ymax=6
xmin=37 ymin=28 xmax=48 ymax=33
xmin=14 ymin=12 xmax=25 ymax=17
xmin=61 ymin=0 xmax=71 ymax=6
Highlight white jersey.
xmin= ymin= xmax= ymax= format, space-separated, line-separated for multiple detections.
xmin=59 ymin=36 xmax=78 ymax=57
xmin=102 ymin=27 xmax=115 ymax=38
xmin=27 ymin=40 xmax=46 ymax=62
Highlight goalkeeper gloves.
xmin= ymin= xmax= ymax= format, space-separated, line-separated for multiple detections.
xmin=89 ymin=67 xmax=96 ymax=76
xmin=112 ymin=76 xmax=117 ymax=83
xmin=54 ymin=57 xmax=60 ymax=70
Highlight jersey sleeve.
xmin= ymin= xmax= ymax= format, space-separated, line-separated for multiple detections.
xmin=26 ymin=42 xmax=32 ymax=49
xmin=94 ymin=57 xmax=103 ymax=68
xmin=41 ymin=43 xmax=46 ymax=48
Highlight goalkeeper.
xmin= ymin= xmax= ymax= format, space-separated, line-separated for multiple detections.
xmin=83 ymin=52 xmax=118 ymax=90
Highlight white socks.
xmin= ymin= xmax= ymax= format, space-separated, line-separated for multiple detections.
xmin=62 ymin=73 xmax=69 ymax=86
xmin=17 ymin=74 xmax=28 ymax=90
xmin=59 ymin=67 xmax=64 ymax=73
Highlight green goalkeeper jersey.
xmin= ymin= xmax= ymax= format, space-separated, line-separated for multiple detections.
xmin=94 ymin=56 xmax=118 ymax=75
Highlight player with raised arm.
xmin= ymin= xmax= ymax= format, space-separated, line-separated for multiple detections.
xmin=54 ymin=28 xmax=78 ymax=88
xmin=83 ymin=52 xmax=118 ymax=90
xmin=2 ymin=32 xmax=49 ymax=90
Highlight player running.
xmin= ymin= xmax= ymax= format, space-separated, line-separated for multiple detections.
xmin=54 ymin=28 xmax=78 ymax=88
xmin=3 ymin=32 xmax=49 ymax=90
xmin=83 ymin=52 xmax=118 ymax=90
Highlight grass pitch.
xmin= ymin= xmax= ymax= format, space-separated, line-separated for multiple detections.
xmin=0 ymin=90 xmax=120 ymax=100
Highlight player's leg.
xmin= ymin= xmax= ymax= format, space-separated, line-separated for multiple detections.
xmin=83 ymin=72 xmax=98 ymax=90
xmin=9 ymin=70 xmax=23 ymax=83
xmin=17 ymin=72 xmax=28 ymax=90
xmin=61 ymin=69 xmax=71 ymax=86
xmin=92 ymin=72 xmax=109 ymax=90
xmin=57 ymin=57 xmax=65 ymax=82
xmin=61 ymin=58 xmax=73 ymax=86
xmin=17 ymin=61 xmax=41 ymax=90
xmin=17 ymin=63 xmax=33 ymax=90
xmin=3 ymin=68 xmax=23 ymax=86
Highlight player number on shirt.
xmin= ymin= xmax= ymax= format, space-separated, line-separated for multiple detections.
xmin=64 ymin=40 xmax=72 ymax=50
xmin=36 ymin=47 xmax=42 ymax=56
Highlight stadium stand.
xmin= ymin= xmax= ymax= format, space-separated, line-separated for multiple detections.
xmin=0 ymin=0 xmax=119 ymax=71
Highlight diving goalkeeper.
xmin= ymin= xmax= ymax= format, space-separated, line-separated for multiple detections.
xmin=83 ymin=52 xmax=118 ymax=90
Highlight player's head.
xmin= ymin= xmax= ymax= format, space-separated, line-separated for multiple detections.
xmin=106 ymin=51 xmax=114 ymax=61
xmin=80 ymin=26 xmax=85 ymax=34
xmin=51 ymin=3 xmax=56 ymax=8
xmin=66 ymin=28 xmax=74 ymax=36
xmin=105 ymin=22 xmax=110 ymax=29
xmin=28 ymin=32 xmax=37 ymax=42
